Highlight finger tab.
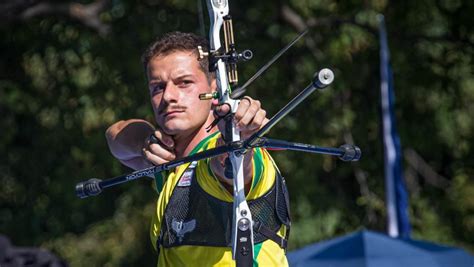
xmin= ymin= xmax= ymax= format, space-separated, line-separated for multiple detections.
xmin=149 ymin=133 xmax=159 ymax=144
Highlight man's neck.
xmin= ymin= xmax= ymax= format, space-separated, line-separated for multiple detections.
xmin=173 ymin=113 xmax=217 ymax=158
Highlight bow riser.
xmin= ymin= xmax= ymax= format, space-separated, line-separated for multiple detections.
xmin=206 ymin=0 xmax=255 ymax=264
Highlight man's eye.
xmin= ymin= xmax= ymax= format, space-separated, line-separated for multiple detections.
xmin=151 ymin=84 xmax=164 ymax=95
xmin=179 ymin=80 xmax=193 ymax=87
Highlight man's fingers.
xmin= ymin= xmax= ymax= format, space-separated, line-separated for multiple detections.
xmin=214 ymin=96 xmax=268 ymax=138
xmin=142 ymin=148 xmax=165 ymax=165
xmin=235 ymin=99 xmax=261 ymax=128
xmin=246 ymin=109 xmax=267 ymax=131
xmin=141 ymin=129 xmax=176 ymax=166
xmin=234 ymin=97 xmax=253 ymax=122
xmin=149 ymin=143 xmax=176 ymax=161
xmin=142 ymin=147 xmax=175 ymax=165
xmin=152 ymin=130 xmax=174 ymax=148
xmin=214 ymin=103 xmax=231 ymax=117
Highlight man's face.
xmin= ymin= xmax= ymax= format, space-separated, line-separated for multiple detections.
xmin=146 ymin=50 xmax=215 ymax=136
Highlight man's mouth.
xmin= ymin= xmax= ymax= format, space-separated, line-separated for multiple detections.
xmin=162 ymin=109 xmax=185 ymax=118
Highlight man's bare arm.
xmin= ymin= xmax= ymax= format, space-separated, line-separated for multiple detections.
xmin=106 ymin=119 xmax=176 ymax=171
xmin=105 ymin=119 xmax=156 ymax=170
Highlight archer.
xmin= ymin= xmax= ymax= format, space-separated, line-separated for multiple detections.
xmin=105 ymin=32 xmax=291 ymax=266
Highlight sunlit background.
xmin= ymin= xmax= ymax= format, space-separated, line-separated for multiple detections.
xmin=1 ymin=0 xmax=473 ymax=266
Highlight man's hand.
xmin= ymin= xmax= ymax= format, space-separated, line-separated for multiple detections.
xmin=142 ymin=130 xmax=176 ymax=166
xmin=105 ymin=119 xmax=175 ymax=171
xmin=211 ymin=96 xmax=269 ymax=192
xmin=214 ymin=96 xmax=269 ymax=140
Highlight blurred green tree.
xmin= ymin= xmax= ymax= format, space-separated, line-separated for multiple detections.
xmin=0 ymin=0 xmax=472 ymax=265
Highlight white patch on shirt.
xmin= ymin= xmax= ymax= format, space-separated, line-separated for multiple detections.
xmin=177 ymin=161 xmax=197 ymax=187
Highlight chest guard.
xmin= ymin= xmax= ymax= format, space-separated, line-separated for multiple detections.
xmin=158 ymin=161 xmax=291 ymax=250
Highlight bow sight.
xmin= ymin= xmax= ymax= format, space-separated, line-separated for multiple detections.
xmin=198 ymin=15 xmax=252 ymax=91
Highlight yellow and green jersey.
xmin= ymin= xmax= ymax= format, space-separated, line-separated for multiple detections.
xmin=150 ymin=132 xmax=289 ymax=266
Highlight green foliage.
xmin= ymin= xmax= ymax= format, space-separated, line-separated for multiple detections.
xmin=1 ymin=0 xmax=473 ymax=265
xmin=45 ymin=185 xmax=157 ymax=267
xmin=289 ymin=198 xmax=343 ymax=249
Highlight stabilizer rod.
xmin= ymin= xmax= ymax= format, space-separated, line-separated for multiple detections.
xmin=76 ymin=144 xmax=235 ymax=198
xmin=245 ymin=68 xmax=334 ymax=147
xmin=75 ymin=68 xmax=364 ymax=199
xmin=260 ymin=138 xmax=361 ymax=161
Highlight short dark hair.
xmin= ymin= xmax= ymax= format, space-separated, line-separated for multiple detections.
xmin=142 ymin=31 xmax=213 ymax=81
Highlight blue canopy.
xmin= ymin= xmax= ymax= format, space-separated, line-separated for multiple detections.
xmin=287 ymin=230 xmax=474 ymax=267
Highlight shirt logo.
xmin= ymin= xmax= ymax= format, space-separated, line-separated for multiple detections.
xmin=177 ymin=161 xmax=197 ymax=187
xmin=171 ymin=219 xmax=196 ymax=243
xmin=177 ymin=169 xmax=193 ymax=187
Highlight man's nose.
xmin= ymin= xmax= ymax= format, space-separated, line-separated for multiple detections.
xmin=162 ymin=82 xmax=179 ymax=103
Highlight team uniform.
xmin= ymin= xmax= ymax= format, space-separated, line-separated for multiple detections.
xmin=150 ymin=132 xmax=291 ymax=266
